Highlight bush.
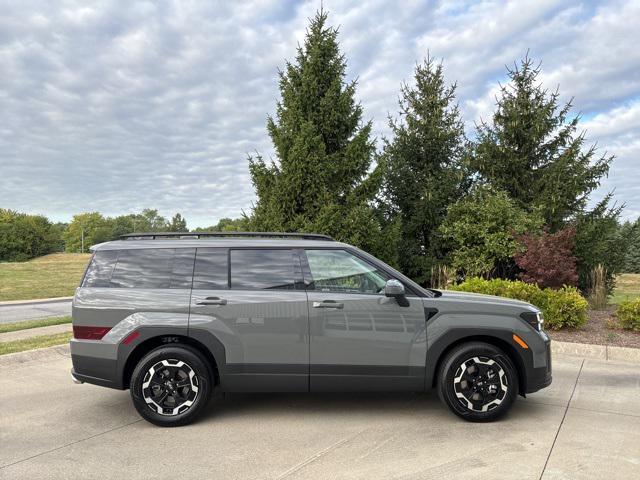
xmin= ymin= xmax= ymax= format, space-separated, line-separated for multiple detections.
xmin=451 ymin=278 xmax=588 ymax=329
xmin=0 ymin=209 xmax=62 ymax=261
xmin=514 ymin=228 xmax=578 ymax=289
xmin=616 ymin=299 xmax=640 ymax=331
xmin=438 ymin=187 xmax=543 ymax=278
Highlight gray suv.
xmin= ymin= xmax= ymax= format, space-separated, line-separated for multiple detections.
xmin=71 ymin=232 xmax=552 ymax=427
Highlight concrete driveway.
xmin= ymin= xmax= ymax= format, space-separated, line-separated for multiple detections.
xmin=0 ymin=298 xmax=71 ymax=324
xmin=0 ymin=349 xmax=638 ymax=479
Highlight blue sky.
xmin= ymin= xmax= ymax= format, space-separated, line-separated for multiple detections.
xmin=1 ymin=0 xmax=639 ymax=228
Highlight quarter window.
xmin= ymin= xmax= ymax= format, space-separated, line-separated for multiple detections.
xmin=82 ymin=248 xmax=195 ymax=289
xmin=82 ymin=250 xmax=118 ymax=288
xmin=230 ymin=249 xmax=298 ymax=290
xmin=305 ymin=249 xmax=389 ymax=294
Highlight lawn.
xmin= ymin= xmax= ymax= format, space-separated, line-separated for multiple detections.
xmin=0 ymin=331 xmax=73 ymax=355
xmin=611 ymin=273 xmax=640 ymax=305
xmin=0 ymin=253 xmax=91 ymax=301
xmin=0 ymin=316 xmax=72 ymax=334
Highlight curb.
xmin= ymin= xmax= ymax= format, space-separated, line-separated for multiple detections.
xmin=551 ymin=340 xmax=640 ymax=364
xmin=0 ymin=296 xmax=73 ymax=307
xmin=0 ymin=344 xmax=70 ymax=367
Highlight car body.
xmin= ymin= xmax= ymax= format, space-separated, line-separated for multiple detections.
xmin=70 ymin=232 xmax=552 ymax=426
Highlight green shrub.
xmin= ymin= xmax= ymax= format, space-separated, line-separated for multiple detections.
xmin=451 ymin=278 xmax=588 ymax=330
xmin=544 ymin=287 xmax=589 ymax=329
xmin=616 ymin=299 xmax=640 ymax=331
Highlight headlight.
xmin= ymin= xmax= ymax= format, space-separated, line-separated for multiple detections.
xmin=520 ymin=311 xmax=544 ymax=331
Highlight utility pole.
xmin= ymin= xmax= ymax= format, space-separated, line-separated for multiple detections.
xmin=81 ymin=228 xmax=84 ymax=254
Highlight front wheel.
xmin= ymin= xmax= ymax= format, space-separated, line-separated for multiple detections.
xmin=437 ymin=342 xmax=518 ymax=422
xmin=130 ymin=345 xmax=213 ymax=427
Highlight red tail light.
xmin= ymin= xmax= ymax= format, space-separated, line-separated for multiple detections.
xmin=73 ymin=326 xmax=111 ymax=340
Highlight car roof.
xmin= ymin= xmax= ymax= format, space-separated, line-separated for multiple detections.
xmin=91 ymin=238 xmax=350 ymax=251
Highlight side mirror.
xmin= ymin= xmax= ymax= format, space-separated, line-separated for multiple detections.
xmin=384 ymin=279 xmax=409 ymax=307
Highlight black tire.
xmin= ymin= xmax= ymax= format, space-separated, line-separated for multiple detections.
xmin=437 ymin=342 xmax=518 ymax=422
xmin=130 ymin=345 xmax=213 ymax=427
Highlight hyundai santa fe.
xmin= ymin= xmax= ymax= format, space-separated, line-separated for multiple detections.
xmin=70 ymin=232 xmax=552 ymax=427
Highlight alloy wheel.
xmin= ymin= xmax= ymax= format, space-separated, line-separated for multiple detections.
xmin=453 ymin=356 xmax=508 ymax=412
xmin=142 ymin=359 xmax=199 ymax=416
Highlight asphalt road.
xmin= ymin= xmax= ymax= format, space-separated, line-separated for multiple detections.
xmin=0 ymin=349 xmax=638 ymax=479
xmin=0 ymin=299 xmax=71 ymax=324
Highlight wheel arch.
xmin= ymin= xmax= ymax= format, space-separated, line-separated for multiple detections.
xmin=427 ymin=333 xmax=528 ymax=396
xmin=122 ymin=334 xmax=220 ymax=389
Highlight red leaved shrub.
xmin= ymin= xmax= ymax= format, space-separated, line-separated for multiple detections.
xmin=514 ymin=228 xmax=578 ymax=289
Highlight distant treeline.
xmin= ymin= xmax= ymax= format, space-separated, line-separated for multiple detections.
xmin=0 ymin=208 xmax=245 ymax=260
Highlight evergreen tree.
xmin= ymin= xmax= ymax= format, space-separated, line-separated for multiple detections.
xmin=623 ymin=219 xmax=640 ymax=273
xmin=472 ymin=56 xmax=613 ymax=230
xmin=168 ymin=213 xmax=187 ymax=232
xmin=572 ymin=194 xmax=627 ymax=293
xmin=248 ymin=10 xmax=383 ymax=254
xmin=382 ymin=56 xmax=470 ymax=285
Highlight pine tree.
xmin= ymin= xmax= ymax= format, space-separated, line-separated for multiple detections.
xmin=382 ymin=56 xmax=470 ymax=284
xmin=248 ymin=10 xmax=383 ymax=253
xmin=473 ymin=56 xmax=613 ymax=230
xmin=624 ymin=219 xmax=640 ymax=273
xmin=168 ymin=213 xmax=187 ymax=232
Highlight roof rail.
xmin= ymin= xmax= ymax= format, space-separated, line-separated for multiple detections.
xmin=119 ymin=231 xmax=335 ymax=241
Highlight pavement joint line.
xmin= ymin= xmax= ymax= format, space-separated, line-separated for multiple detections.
xmin=538 ymin=359 xmax=584 ymax=480
xmin=0 ymin=419 xmax=143 ymax=470
xmin=274 ymin=429 xmax=366 ymax=479
xmin=527 ymin=399 xmax=640 ymax=419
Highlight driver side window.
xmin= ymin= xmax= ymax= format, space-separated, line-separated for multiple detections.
xmin=305 ymin=249 xmax=389 ymax=294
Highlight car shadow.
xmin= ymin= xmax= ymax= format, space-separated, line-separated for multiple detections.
xmin=198 ymin=390 xmax=443 ymax=422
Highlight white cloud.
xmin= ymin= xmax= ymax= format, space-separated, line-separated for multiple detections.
xmin=0 ymin=0 xmax=639 ymax=227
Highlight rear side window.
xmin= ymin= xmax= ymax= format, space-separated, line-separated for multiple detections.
xmin=230 ymin=249 xmax=298 ymax=290
xmin=83 ymin=250 xmax=119 ymax=287
xmin=82 ymin=248 xmax=195 ymax=289
xmin=193 ymin=248 xmax=228 ymax=289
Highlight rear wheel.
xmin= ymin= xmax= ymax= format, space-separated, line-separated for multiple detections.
xmin=437 ymin=342 xmax=518 ymax=422
xmin=130 ymin=345 xmax=213 ymax=427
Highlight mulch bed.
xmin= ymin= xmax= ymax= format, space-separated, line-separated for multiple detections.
xmin=547 ymin=306 xmax=640 ymax=348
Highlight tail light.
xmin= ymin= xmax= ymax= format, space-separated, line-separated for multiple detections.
xmin=73 ymin=326 xmax=111 ymax=340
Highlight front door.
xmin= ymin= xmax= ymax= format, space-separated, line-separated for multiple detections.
xmin=304 ymin=249 xmax=426 ymax=391
xmin=189 ymin=247 xmax=309 ymax=392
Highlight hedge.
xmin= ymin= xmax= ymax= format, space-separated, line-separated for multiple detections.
xmin=616 ymin=299 xmax=640 ymax=331
xmin=450 ymin=278 xmax=588 ymax=329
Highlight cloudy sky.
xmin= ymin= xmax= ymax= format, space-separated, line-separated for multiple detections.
xmin=1 ymin=0 xmax=639 ymax=228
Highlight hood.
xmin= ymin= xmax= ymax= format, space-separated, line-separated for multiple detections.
xmin=436 ymin=289 xmax=536 ymax=310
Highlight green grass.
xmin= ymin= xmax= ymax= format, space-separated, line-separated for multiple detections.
xmin=0 ymin=331 xmax=73 ymax=356
xmin=0 ymin=253 xmax=91 ymax=301
xmin=0 ymin=316 xmax=72 ymax=334
xmin=611 ymin=273 xmax=640 ymax=305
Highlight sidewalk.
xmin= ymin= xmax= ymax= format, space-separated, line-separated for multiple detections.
xmin=0 ymin=323 xmax=72 ymax=343
xmin=0 ymin=296 xmax=73 ymax=306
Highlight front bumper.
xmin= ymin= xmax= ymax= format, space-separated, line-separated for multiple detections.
xmin=525 ymin=335 xmax=552 ymax=394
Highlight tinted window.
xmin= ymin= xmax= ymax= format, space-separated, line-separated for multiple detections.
xmin=110 ymin=249 xmax=195 ymax=289
xmin=305 ymin=249 xmax=389 ymax=294
xmin=230 ymin=249 xmax=297 ymax=290
xmin=193 ymin=248 xmax=228 ymax=290
xmin=170 ymin=249 xmax=197 ymax=289
xmin=83 ymin=250 xmax=119 ymax=287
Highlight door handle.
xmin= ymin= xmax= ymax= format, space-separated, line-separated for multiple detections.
xmin=197 ymin=297 xmax=227 ymax=306
xmin=313 ymin=300 xmax=344 ymax=309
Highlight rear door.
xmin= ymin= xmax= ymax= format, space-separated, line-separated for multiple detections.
xmin=303 ymin=249 xmax=426 ymax=391
xmin=189 ymin=247 xmax=309 ymax=392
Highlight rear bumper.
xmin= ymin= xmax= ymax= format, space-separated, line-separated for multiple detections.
xmin=70 ymin=339 xmax=124 ymax=389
